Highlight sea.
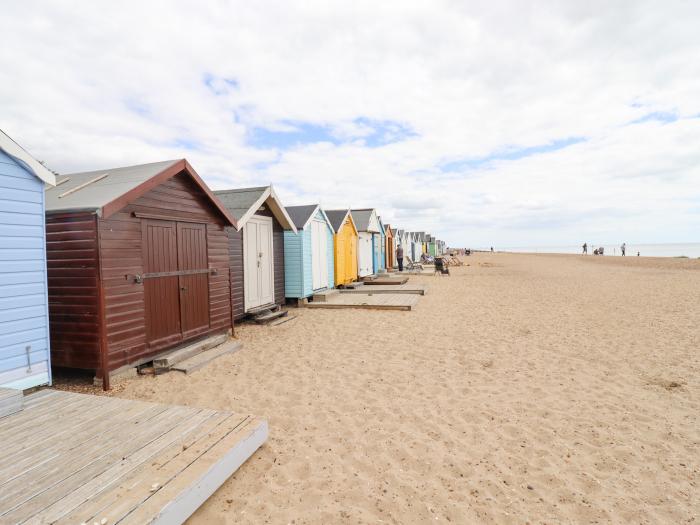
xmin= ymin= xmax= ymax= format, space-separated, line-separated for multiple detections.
xmin=498 ymin=243 xmax=700 ymax=258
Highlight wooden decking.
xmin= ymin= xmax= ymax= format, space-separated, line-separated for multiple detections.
xmin=308 ymin=292 xmax=419 ymax=311
xmin=0 ymin=389 xmax=267 ymax=525
xmin=362 ymin=276 xmax=409 ymax=285
xmin=340 ymin=283 xmax=427 ymax=295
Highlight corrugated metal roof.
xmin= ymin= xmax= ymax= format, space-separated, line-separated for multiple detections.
xmin=324 ymin=209 xmax=349 ymax=232
xmin=45 ymin=160 xmax=180 ymax=212
xmin=285 ymin=204 xmax=318 ymax=230
xmin=213 ymin=187 xmax=268 ymax=222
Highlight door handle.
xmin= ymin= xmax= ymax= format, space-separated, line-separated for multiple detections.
xmin=180 ymin=286 xmax=188 ymax=291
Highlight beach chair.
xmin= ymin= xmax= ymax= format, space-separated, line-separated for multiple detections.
xmin=406 ymin=256 xmax=424 ymax=271
xmin=434 ymin=257 xmax=450 ymax=276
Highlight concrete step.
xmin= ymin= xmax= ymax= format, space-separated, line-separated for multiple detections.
xmin=153 ymin=333 xmax=230 ymax=370
xmin=344 ymin=281 xmax=365 ymax=289
xmin=254 ymin=309 xmax=288 ymax=324
xmin=171 ymin=341 xmax=243 ymax=374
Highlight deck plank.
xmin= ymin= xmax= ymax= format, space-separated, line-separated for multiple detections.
xmin=0 ymin=390 xmax=266 ymax=525
xmin=307 ymin=293 xmax=419 ymax=311
xmin=339 ymin=283 xmax=427 ymax=295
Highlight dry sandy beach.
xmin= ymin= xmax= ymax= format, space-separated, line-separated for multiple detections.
xmin=57 ymin=253 xmax=699 ymax=524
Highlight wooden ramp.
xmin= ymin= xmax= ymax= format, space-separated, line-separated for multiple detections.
xmin=362 ymin=276 xmax=409 ymax=285
xmin=308 ymin=293 xmax=419 ymax=311
xmin=0 ymin=389 xmax=267 ymax=525
xmin=340 ymin=283 xmax=427 ymax=295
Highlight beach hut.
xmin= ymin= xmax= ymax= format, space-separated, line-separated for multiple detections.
xmin=385 ymin=224 xmax=395 ymax=269
xmin=44 ymin=159 xmax=236 ymax=388
xmin=325 ymin=209 xmax=358 ymax=286
xmin=214 ymin=186 xmax=296 ymax=318
xmin=350 ymin=209 xmax=380 ymax=277
xmin=413 ymin=232 xmax=426 ymax=261
xmin=428 ymin=235 xmax=437 ymax=256
xmin=0 ymin=131 xmax=56 ymax=390
xmin=283 ymin=205 xmax=335 ymax=300
xmin=376 ymin=217 xmax=387 ymax=273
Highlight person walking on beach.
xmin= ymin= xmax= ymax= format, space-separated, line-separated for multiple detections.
xmin=582 ymin=242 xmax=588 ymax=254
xmin=621 ymin=242 xmax=626 ymax=256
xmin=396 ymin=244 xmax=404 ymax=272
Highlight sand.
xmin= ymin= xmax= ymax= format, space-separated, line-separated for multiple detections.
xmin=56 ymin=253 xmax=699 ymax=524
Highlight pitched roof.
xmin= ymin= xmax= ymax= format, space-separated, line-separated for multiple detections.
xmin=325 ymin=208 xmax=358 ymax=233
xmin=214 ymin=185 xmax=296 ymax=232
xmin=44 ymin=159 xmax=236 ymax=225
xmin=285 ymin=204 xmax=319 ymax=230
xmin=350 ymin=208 xmax=379 ymax=232
xmin=0 ymin=129 xmax=56 ymax=186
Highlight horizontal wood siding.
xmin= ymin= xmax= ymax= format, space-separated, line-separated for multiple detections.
xmin=46 ymin=212 xmax=100 ymax=370
xmin=99 ymin=172 xmax=232 ymax=371
xmin=227 ymin=227 xmax=245 ymax=320
xmin=0 ymin=151 xmax=52 ymax=388
xmin=283 ymin=230 xmax=305 ymax=298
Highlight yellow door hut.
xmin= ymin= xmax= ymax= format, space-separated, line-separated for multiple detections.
xmin=324 ymin=209 xmax=358 ymax=286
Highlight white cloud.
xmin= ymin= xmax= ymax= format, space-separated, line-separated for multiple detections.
xmin=1 ymin=0 xmax=699 ymax=247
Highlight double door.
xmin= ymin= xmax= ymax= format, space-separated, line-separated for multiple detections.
xmin=357 ymin=233 xmax=373 ymax=277
xmin=143 ymin=220 xmax=210 ymax=349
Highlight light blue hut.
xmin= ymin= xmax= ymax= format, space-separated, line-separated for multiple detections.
xmin=284 ymin=205 xmax=335 ymax=299
xmin=377 ymin=216 xmax=387 ymax=272
xmin=0 ymin=130 xmax=56 ymax=390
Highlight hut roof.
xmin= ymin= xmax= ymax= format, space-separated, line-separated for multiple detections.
xmin=350 ymin=208 xmax=380 ymax=232
xmin=0 ymin=129 xmax=56 ymax=186
xmin=285 ymin=204 xmax=319 ymax=230
xmin=214 ymin=185 xmax=296 ymax=232
xmin=326 ymin=208 xmax=362 ymax=235
xmin=285 ymin=204 xmax=333 ymax=232
xmin=44 ymin=159 xmax=235 ymax=225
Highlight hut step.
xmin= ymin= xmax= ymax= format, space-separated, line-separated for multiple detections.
xmin=152 ymin=333 xmax=230 ymax=370
xmin=171 ymin=341 xmax=243 ymax=374
xmin=253 ymin=308 xmax=288 ymax=324
xmin=312 ymin=289 xmax=339 ymax=302
xmin=0 ymin=388 xmax=23 ymax=419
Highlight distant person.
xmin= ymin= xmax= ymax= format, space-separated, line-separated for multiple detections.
xmin=396 ymin=244 xmax=404 ymax=272
xmin=582 ymin=242 xmax=588 ymax=255
xmin=621 ymin=243 xmax=626 ymax=256
xmin=491 ymin=246 xmax=494 ymax=252
xmin=637 ymin=251 xmax=640 ymax=256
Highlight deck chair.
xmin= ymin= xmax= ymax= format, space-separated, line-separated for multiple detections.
xmin=405 ymin=256 xmax=423 ymax=271
xmin=434 ymin=257 xmax=450 ymax=276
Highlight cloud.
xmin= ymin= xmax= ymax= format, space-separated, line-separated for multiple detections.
xmin=1 ymin=0 xmax=699 ymax=248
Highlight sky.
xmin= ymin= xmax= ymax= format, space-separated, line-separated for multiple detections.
xmin=1 ymin=0 xmax=699 ymax=248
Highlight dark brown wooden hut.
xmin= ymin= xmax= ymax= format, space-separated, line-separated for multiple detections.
xmin=213 ymin=186 xmax=295 ymax=319
xmin=44 ymin=159 xmax=236 ymax=388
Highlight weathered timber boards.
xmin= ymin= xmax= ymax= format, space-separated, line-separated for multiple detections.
xmin=307 ymin=293 xmax=419 ymax=311
xmin=362 ymin=277 xmax=409 ymax=285
xmin=0 ymin=389 xmax=267 ymax=525
xmin=339 ymin=284 xmax=426 ymax=295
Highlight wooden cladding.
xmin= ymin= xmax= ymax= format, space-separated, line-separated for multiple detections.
xmin=46 ymin=171 xmax=233 ymax=375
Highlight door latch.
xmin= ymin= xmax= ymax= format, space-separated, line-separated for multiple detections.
xmin=26 ymin=345 xmax=32 ymax=374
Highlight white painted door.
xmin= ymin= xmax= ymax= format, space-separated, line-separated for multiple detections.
xmin=244 ymin=216 xmax=274 ymax=310
xmin=357 ymin=232 xmax=373 ymax=277
xmin=311 ymin=220 xmax=329 ymax=290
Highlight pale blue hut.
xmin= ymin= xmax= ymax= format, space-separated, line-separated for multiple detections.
xmin=377 ymin=216 xmax=387 ymax=272
xmin=0 ymin=130 xmax=56 ymax=390
xmin=283 ymin=205 xmax=335 ymax=299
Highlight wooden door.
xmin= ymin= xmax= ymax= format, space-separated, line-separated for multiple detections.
xmin=177 ymin=222 xmax=209 ymax=338
xmin=143 ymin=220 xmax=181 ymax=347
xmin=244 ymin=216 xmax=274 ymax=310
xmin=311 ymin=220 xmax=328 ymax=290
xmin=358 ymin=233 xmax=373 ymax=277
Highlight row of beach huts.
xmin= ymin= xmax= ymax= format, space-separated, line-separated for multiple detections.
xmin=0 ymin=130 xmax=447 ymax=391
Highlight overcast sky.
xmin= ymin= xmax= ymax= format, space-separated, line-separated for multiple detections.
xmin=2 ymin=1 xmax=699 ymax=247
